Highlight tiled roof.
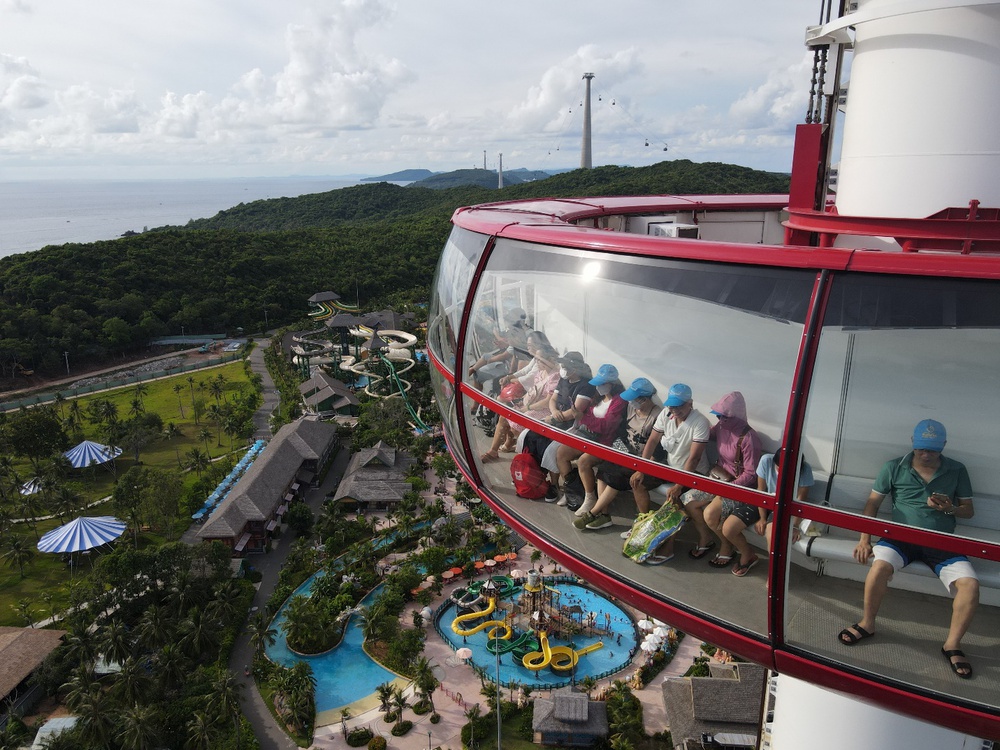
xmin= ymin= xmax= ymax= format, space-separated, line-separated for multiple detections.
xmin=661 ymin=662 xmax=766 ymax=747
xmin=533 ymin=687 xmax=608 ymax=735
xmin=332 ymin=440 xmax=416 ymax=505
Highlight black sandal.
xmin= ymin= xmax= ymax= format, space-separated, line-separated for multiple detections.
xmin=941 ymin=648 xmax=973 ymax=679
xmin=838 ymin=623 xmax=874 ymax=645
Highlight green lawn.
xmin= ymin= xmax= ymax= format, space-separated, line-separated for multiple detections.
xmin=0 ymin=360 xmax=254 ymax=626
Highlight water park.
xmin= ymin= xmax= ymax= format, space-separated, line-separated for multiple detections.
xmin=440 ymin=571 xmax=636 ymax=685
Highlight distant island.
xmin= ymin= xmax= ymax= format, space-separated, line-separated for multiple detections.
xmin=360 ymin=168 xmax=438 ymax=183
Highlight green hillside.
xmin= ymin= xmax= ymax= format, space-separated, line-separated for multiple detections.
xmin=0 ymin=160 xmax=790 ymax=380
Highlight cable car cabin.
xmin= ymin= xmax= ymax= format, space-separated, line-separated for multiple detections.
xmin=427 ymin=195 xmax=1000 ymax=737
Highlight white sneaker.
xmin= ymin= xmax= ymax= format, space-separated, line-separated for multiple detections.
xmin=556 ymin=494 xmax=568 ymax=507
xmin=620 ymin=529 xmax=633 ymax=539
xmin=574 ymin=494 xmax=598 ymax=517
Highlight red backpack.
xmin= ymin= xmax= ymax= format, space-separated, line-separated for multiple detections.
xmin=511 ymin=452 xmax=549 ymax=499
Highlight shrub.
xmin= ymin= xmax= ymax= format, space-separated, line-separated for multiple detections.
xmin=430 ymin=713 xmax=441 ymax=724
xmin=368 ymin=736 xmax=387 ymax=750
xmin=246 ymin=568 xmax=263 ymax=583
xmin=412 ymin=699 xmax=432 ymax=715
xmin=347 ymin=727 xmax=373 ymax=747
xmin=390 ymin=720 xmax=413 ymax=736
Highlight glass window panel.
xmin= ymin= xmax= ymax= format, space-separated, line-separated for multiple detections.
xmin=428 ymin=227 xmax=488 ymax=371
xmin=461 ymin=238 xmax=816 ymax=637
xmin=801 ymin=273 xmax=1000 ymax=546
xmin=783 ymin=515 xmax=1000 ymax=713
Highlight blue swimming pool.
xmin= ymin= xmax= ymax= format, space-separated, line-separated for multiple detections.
xmin=266 ymin=574 xmax=397 ymax=713
xmin=437 ymin=579 xmax=638 ymax=688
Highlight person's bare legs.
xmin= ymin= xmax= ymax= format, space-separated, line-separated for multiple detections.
xmin=722 ymin=515 xmax=754 ymax=566
xmin=698 ymin=497 xmax=727 ymax=553
xmin=483 ymin=418 xmax=511 ymax=459
xmin=587 ymin=483 xmax=619 ymax=517
xmin=632 ymin=484 xmax=652 ymax=513
xmin=555 ymin=444 xmax=583 ymax=480
xmin=943 ymin=577 xmax=979 ymax=675
xmin=840 ymin=559 xmax=893 ymax=643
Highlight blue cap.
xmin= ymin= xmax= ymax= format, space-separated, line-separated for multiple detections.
xmin=589 ymin=364 xmax=619 ymax=386
xmin=620 ymin=377 xmax=656 ymax=401
xmin=664 ymin=383 xmax=692 ymax=407
xmin=912 ymin=419 xmax=946 ymax=451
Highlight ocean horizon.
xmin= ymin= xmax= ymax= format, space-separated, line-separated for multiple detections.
xmin=0 ymin=176 xmax=361 ymax=259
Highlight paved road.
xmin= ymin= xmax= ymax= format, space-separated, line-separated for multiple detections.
xmin=248 ymin=345 xmax=280 ymax=439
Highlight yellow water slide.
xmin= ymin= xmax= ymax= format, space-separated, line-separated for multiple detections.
xmin=451 ymin=598 xmax=513 ymax=639
xmin=522 ymin=632 xmax=604 ymax=672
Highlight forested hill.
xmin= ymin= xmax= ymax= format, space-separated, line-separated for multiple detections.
xmin=0 ymin=160 xmax=789 ymax=380
xmin=180 ymin=160 xmax=790 ymax=232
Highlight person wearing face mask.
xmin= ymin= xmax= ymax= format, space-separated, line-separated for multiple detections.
xmin=552 ymin=364 xmax=627 ymax=506
xmin=700 ymin=391 xmax=763 ymax=575
xmin=573 ymin=378 xmax=663 ymax=529
xmin=467 ymin=306 xmax=532 ymax=390
xmin=480 ymin=344 xmax=561 ymax=461
xmin=520 ymin=352 xmax=596 ymax=499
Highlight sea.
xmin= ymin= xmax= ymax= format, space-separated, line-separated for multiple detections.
xmin=0 ymin=177 xmax=362 ymax=259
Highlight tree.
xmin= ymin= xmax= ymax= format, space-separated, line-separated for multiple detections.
xmin=2 ymin=534 xmax=35 ymax=578
xmin=3 ymin=407 xmax=69 ymax=472
xmin=375 ymin=682 xmax=394 ymax=714
xmin=172 ymin=383 xmax=186 ymax=418
xmin=186 ymin=448 xmax=209 ymax=477
xmin=413 ymin=656 xmax=439 ymax=713
xmin=391 ymin=684 xmax=409 ymax=732
xmin=248 ymin=611 xmax=277 ymax=661
xmin=113 ymin=467 xmax=147 ymax=544
xmin=184 ymin=711 xmax=213 ymax=750
xmin=285 ymin=502 xmax=314 ymax=536
xmin=207 ymin=671 xmax=244 ymax=747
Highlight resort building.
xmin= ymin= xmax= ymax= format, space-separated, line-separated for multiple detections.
xmin=197 ymin=418 xmax=338 ymax=555
xmin=0 ymin=626 xmax=66 ymax=724
xmin=532 ymin=687 xmax=609 ymax=747
xmin=299 ymin=371 xmax=360 ymax=417
xmin=661 ymin=662 xmax=767 ymax=750
xmin=331 ymin=440 xmax=416 ymax=511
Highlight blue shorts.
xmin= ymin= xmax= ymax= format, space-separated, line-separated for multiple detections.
xmin=873 ymin=539 xmax=978 ymax=594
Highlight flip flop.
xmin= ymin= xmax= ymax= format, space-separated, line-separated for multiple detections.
xmin=707 ymin=553 xmax=734 ymax=568
xmin=731 ymin=556 xmax=759 ymax=577
xmin=645 ymin=554 xmax=674 ymax=566
xmin=688 ymin=541 xmax=716 ymax=560
xmin=480 ymin=452 xmax=500 ymax=463
xmin=941 ymin=648 xmax=973 ymax=679
xmin=838 ymin=623 xmax=874 ymax=646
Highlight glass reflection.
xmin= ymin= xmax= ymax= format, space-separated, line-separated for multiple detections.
xmin=428 ymin=227 xmax=487 ymax=370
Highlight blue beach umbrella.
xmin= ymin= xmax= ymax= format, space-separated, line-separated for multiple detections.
xmin=63 ymin=440 xmax=123 ymax=469
xmin=37 ymin=516 xmax=127 ymax=554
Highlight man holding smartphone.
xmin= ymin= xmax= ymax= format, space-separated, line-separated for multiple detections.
xmin=838 ymin=419 xmax=979 ymax=679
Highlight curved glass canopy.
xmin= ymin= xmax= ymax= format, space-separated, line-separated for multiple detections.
xmin=428 ymin=197 xmax=1000 ymax=737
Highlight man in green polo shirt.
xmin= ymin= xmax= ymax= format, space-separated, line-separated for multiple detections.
xmin=838 ymin=419 xmax=979 ymax=679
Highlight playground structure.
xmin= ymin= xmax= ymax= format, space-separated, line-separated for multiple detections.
xmin=448 ymin=572 xmax=606 ymax=673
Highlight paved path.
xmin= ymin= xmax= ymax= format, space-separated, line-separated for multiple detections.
xmin=228 ymin=441 xmax=353 ymax=750
xmin=248 ymin=345 xmax=280 ymax=439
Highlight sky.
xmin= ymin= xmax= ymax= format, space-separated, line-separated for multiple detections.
xmin=0 ymin=0 xmax=818 ymax=180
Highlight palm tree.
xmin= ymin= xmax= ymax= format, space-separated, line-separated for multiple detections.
xmin=128 ymin=396 xmax=145 ymax=419
xmin=187 ymin=375 xmax=198 ymax=422
xmin=112 ymin=657 xmax=153 ymax=705
xmin=375 ymin=681 xmax=395 ymax=713
xmin=184 ymin=711 xmax=214 ymax=750
xmin=198 ymin=428 xmax=213 ymax=454
xmin=179 ymin=609 xmax=220 ymax=660
xmin=186 ymin=447 xmax=209 ymax=477
xmin=76 ymin=686 xmax=116 ymax=748
xmin=208 ymin=379 xmax=224 ymax=405
xmin=248 ymin=611 xmax=277 ymax=661
xmin=172 ymin=382 xmax=186 ymax=418
xmin=464 ymin=703 xmax=482 ymax=749
xmin=156 ymin=642 xmax=190 ymax=692
xmin=136 ymin=604 xmax=174 ymax=652
xmin=285 ymin=661 xmax=317 ymax=732
xmin=101 ymin=618 xmax=135 ymax=665
xmin=391 ymin=685 xmax=409 ymax=732
xmin=163 ymin=422 xmax=183 ymax=468
xmin=580 ymin=675 xmax=598 ymax=698
xmin=2 ymin=534 xmax=35 ymax=578
xmin=207 ymin=671 xmax=244 ymax=747
xmin=413 ymin=656 xmax=439 ymax=713
xmin=117 ymin=702 xmax=161 ymax=750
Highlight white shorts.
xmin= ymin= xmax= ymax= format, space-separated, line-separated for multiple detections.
xmin=873 ymin=539 xmax=978 ymax=595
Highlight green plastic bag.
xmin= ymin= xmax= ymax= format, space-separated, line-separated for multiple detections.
xmin=622 ymin=506 xmax=687 ymax=563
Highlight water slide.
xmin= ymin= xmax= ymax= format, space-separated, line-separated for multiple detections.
xmin=522 ymin=631 xmax=604 ymax=672
xmin=487 ymin=631 xmax=539 ymax=656
xmin=451 ymin=598 xmax=513 ymax=639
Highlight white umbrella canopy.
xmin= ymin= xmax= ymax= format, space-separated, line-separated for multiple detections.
xmin=63 ymin=440 xmax=122 ymax=469
xmin=19 ymin=478 xmax=41 ymax=495
xmin=637 ymin=618 xmax=655 ymax=631
xmin=653 ymin=626 xmax=671 ymax=638
xmin=37 ymin=516 xmax=127 ymax=554
xmin=456 ymin=647 xmax=473 ymax=660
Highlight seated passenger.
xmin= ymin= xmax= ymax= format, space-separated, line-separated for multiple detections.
xmin=755 ymin=449 xmax=815 ymax=547
xmin=627 ymin=384 xmax=712 ymax=558
xmin=520 ymin=352 xmax=595 ymax=497
xmin=838 ymin=419 xmax=978 ymax=679
xmin=480 ymin=344 xmax=560 ymax=461
xmin=553 ymin=364 xmax=627 ymax=506
xmin=701 ymin=392 xmax=763 ymax=576
xmin=573 ymin=378 xmax=663 ymax=529
xmin=501 ymin=330 xmax=553 ymax=392
xmin=467 ymin=306 xmax=532 ymax=390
